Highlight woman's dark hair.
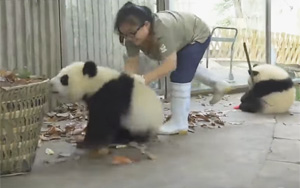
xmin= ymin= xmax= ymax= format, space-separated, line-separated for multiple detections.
xmin=114 ymin=1 xmax=154 ymax=35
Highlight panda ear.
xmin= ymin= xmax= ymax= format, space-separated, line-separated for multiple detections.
xmin=248 ymin=70 xmax=259 ymax=76
xmin=83 ymin=61 xmax=97 ymax=77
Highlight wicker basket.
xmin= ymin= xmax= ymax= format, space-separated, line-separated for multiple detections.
xmin=0 ymin=79 xmax=49 ymax=176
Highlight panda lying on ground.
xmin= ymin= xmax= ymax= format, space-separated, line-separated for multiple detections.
xmin=238 ymin=64 xmax=295 ymax=114
xmin=50 ymin=61 xmax=164 ymax=148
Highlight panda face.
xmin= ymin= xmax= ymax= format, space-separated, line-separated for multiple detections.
xmin=50 ymin=61 xmax=99 ymax=102
xmin=247 ymin=64 xmax=289 ymax=86
xmin=60 ymin=75 xmax=69 ymax=86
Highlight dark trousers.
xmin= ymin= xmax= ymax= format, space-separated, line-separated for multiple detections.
xmin=170 ymin=36 xmax=211 ymax=83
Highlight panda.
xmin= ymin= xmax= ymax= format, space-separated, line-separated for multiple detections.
xmin=50 ymin=61 xmax=164 ymax=148
xmin=239 ymin=64 xmax=295 ymax=114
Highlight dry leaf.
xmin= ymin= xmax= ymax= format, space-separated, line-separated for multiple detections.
xmin=14 ymin=79 xmax=29 ymax=85
xmin=201 ymin=124 xmax=207 ymax=128
xmin=0 ymin=70 xmax=6 ymax=76
xmin=112 ymin=156 xmax=133 ymax=165
xmin=40 ymin=135 xmax=50 ymax=141
xmin=214 ymin=119 xmax=225 ymax=125
xmin=48 ymin=135 xmax=62 ymax=140
xmin=45 ymin=126 xmax=63 ymax=136
xmin=194 ymin=114 xmax=210 ymax=122
xmin=47 ymin=117 xmax=58 ymax=122
xmin=45 ymin=148 xmax=54 ymax=155
xmin=47 ymin=112 xmax=56 ymax=117
xmin=109 ymin=144 xmax=128 ymax=149
xmin=4 ymin=71 xmax=16 ymax=82
xmin=72 ymin=128 xmax=86 ymax=135
xmin=56 ymin=112 xmax=70 ymax=118
xmin=65 ymin=125 xmax=76 ymax=133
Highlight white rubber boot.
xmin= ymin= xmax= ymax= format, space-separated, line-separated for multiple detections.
xmin=194 ymin=65 xmax=232 ymax=105
xmin=158 ymin=82 xmax=191 ymax=135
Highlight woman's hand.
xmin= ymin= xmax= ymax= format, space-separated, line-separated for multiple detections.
xmin=132 ymin=74 xmax=145 ymax=84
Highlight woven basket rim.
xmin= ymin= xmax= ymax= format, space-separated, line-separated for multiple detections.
xmin=0 ymin=78 xmax=49 ymax=91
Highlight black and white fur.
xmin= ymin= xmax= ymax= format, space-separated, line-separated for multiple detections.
xmin=239 ymin=64 xmax=295 ymax=114
xmin=50 ymin=61 xmax=164 ymax=148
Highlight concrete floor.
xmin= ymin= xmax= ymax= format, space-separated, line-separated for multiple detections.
xmin=1 ymin=93 xmax=299 ymax=188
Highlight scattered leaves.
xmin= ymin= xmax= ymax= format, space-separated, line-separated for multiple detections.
xmin=39 ymin=103 xmax=89 ymax=146
xmin=164 ymin=110 xmax=226 ymax=130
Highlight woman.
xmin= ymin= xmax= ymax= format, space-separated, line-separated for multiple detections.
xmin=114 ymin=2 xmax=231 ymax=135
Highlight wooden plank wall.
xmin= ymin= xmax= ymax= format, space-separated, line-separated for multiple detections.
xmin=0 ymin=0 xmax=62 ymax=78
xmin=63 ymin=0 xmax=156 ymax=70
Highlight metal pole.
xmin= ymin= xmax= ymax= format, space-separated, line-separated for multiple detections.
xmin=266 ymin=0 xmax=271 ymax=64
xmin=156 ymin=0 xmax=169 ymax=11
xmin=156 ymin=0 xmax=169 ymax=100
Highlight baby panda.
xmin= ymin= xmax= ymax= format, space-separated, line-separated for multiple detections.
xmin=239 ymin=64 xmax=295 ymax=114
xmin=50 ymin=61 xmax=164 ymax=148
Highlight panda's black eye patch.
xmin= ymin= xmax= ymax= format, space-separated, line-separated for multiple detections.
xmin=60 ymin=75 xmax=69 ymax=86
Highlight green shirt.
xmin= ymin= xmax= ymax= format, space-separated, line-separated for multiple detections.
xmin=125 ymin=10 xmax=211 ymax=61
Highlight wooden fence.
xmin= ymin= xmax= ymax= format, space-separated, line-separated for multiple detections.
xmin=208 ymin=28 xmax=300 ymax=64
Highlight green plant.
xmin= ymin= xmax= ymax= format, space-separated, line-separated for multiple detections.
xmin=16 ymin=67 xmax=32 ymax=79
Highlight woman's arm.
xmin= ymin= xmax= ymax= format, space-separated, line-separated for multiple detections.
xmin=124 ymin=55 xmax=139 ymax=74
xmin=143 ymin=52 xmax=177 ymax=85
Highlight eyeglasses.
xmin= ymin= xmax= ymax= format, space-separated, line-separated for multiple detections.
xmin=119 ymin=24 xmax=144 ymax=39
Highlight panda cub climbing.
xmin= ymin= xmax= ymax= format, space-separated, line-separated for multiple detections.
xmin=239 ymin=64 xmax=295 ymax=114
xmin=50 ymin=61 xmax=164 ymax=148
